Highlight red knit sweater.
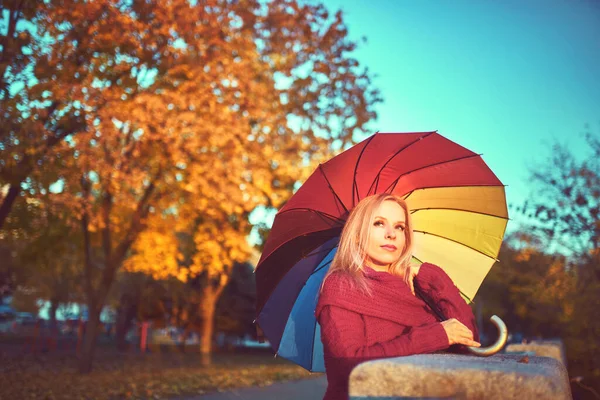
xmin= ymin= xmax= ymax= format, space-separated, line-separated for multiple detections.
xmin=315 ymin=263 xmax=479 ymax=400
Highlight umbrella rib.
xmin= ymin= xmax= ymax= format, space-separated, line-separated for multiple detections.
xmin=318 ymin=164 xmax=350 ymax=214
xmin=387 ymin=153 xmax=485 ymax=194
xmin=413 ymin=230 xmax=500 ymax=261
xmin=403 ymin=184 xmax=508 ymax=201
xmin=309 ymin=311 xmax=317 ymax=372
xmin=412 ymin=255 xmax=424 ymax=264
xmin=309 ymin=258 xmax=335 ymax=372
xmin=310 ymin=258 xmax=334 ymax=276
xmin=368 ymin=131 xmax=436 ymax=195
xmin=277 ymin=208 xmax=346 ymax=225
xmin=305 ymin=244 xmax=338 ymax=261
xmin=352 ymin=134 xmax=378 ymax=205
xmin=410 ymin=207 xmax=509 ymax=220
xmin=256 ymin=211 xmax=342 ymax=270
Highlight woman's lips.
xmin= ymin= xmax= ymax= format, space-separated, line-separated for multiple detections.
xmin=381 ymin=245 xmax=397 ymax=251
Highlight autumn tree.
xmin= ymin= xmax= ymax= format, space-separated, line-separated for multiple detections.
xmin=17 ymin=211 xmax=83 ymax=328
xmin=521 ymin=128 xmax=600 ymax=267
xmin=124 ymin=213 xmax=253 ymax=358
xmin=475 ymin=232 xmax=576 ymax=339
xmin=1 ymin=0 xmax=41 ymax=229
xmin=514 ymin=126 xmax=600 ymax=393
xmin=0 ymin=1 xmax=90 ymax=230
xmin=17 ymin=0 xmax=380 ymax=373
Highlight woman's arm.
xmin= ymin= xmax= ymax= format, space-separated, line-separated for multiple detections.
xmin=318 ymin=304 xmax=449 ymax=360
xmin=414 ymin=263 xmax=479 ymax=341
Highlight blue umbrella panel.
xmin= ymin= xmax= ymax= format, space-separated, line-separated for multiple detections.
xmin=256 ymin=237 xmax=338 ymax=372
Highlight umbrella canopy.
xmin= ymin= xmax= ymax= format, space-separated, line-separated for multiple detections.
xmin=255 ymin=131 xmax=508 ymax=371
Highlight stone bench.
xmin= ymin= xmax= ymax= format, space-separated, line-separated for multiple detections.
xmin=506 ymin=339 xmax=567 ymax=366
xmin=349 ymin=353 xmax=572 ymax=399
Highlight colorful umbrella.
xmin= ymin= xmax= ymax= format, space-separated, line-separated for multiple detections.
xmin=255 ymin=131 xmax=508 ymax=371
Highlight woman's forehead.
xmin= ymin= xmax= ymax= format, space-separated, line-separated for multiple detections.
xmin=373 ymin=200 xmax=406 ymax=221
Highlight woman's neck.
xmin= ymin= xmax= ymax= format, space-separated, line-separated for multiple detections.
xmin=365 ymin=262 xmax=390 ymax=273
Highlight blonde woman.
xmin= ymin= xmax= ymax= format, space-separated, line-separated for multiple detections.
xmin=315 ymin=193 xmax=480 ymax=400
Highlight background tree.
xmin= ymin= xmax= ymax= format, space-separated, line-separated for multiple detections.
xmin=17 ymin=205 xmax=83 ymax=325
xmin=0 ymin=1 xmax=90 ymax=229
xmin=48 ymin=0 xmax=378 ymax=373
xmin=484 ymin=126 xmax=600 ymax=395
xmin=3 ymin=0 xmax=380 ymax=373
xmin=524 ymin=128 xmax=599 ymax=392
xmin=475 ymin=232 xmax=576 ymax=340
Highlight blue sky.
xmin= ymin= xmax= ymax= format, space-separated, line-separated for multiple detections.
xmin=321 ymin=0 xmax=600 ymax=231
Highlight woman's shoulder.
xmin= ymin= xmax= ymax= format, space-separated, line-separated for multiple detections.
xmin=420 ymin=262 xmax=448 ymax=275
xmin=316 ymin=271 xmax=368 ymax=318
xmin=321 ymin=270 xmax=356 ymax=294
xmin=417 ymin=262 xmax=456 ymax=287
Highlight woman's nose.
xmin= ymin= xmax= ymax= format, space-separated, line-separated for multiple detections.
xmin=385 ymin=226 xmax=396 ymax=239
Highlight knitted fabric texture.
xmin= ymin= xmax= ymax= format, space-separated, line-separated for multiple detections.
xmin=315 ymin=263 xmax=479 ymax=400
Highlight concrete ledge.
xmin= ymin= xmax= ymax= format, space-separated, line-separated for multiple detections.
xmin=349 ymin=354 xmax=572 ymax=400
xmin=506 ymin=340 xmax=567 ymax=366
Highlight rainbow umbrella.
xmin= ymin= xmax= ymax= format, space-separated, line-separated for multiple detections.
xmin=255 ymin=131 xmax=508 ymax=371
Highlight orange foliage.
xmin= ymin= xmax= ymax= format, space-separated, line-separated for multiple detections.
xmin=2 ymin=0 xmax=380 ymax=369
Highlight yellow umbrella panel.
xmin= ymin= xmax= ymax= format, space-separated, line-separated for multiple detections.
xmin=404 ymin=186 xmax=509 ymax=301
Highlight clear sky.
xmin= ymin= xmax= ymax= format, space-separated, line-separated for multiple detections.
xmin=321 ymin=0 xmax=600 ymax=231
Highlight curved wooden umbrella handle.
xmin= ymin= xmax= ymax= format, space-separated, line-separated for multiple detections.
xmin=467 ymin=315 xmax=508 ymax=357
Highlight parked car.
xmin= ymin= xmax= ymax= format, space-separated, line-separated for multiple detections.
xmin=0 ymin=305 xmax=16 ymax=333
xmin=15 ymin=312 xmax=37 ymax=325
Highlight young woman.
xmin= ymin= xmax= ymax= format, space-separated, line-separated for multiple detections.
xmin=315 ymin=193 xmax=480 ymax=400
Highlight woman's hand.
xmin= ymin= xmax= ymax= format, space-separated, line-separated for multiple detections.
xmin=405 ymin=264 xmax=421 ymax=295
xmin=441 ymin=318 xmax=481 ymax=347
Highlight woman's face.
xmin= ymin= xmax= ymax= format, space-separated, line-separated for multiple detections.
xmin=364 ymin=200 xmax=407 ymax=271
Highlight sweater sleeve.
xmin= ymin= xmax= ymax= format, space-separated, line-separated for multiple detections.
xmin=415 ymin=263 xmax=479 ymax=341
xmin=318 ymin=304 xmax=449 ymax=361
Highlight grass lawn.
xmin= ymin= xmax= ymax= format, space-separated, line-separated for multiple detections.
xmin=0 ymin=345 xmax=320 ymax=400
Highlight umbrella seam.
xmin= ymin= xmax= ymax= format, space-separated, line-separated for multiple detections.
xmin=276 ymin=208 xmax=346 ymax=224
xmin=256 ymin=211 xmax=343 ymax=268
xmin=413 ymin=230 xmax=501 ymax=261
xmin=352 ymin=134 xmax=378 ymax=206
xmin=310 ymin=258 xmax=334 ymax=277
xmin=410 ymin=207 xmax=509 ymax=220
xmin=318 ymin=164 xmax=350 ymax=215
xmin=403 ymin=184 xmax=508 ymax=201
xmin=255 ymin=231 xmax=341 ymax=315
xmin=387 ymin=153 xmax=489 ymax=194
xmin=369 ymin=131 xmax=436 ymax=195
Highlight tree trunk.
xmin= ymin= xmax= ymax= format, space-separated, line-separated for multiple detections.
xmin=196 ymin=275 xmax=231 ymax=365
xmin=200 ymin=299 xmax=216 ymax=355
xmin=49 ymin=299 xmax=59 ymax=331
xmin=0 ymin=182 xmax=21 ymax=230
xmin=78 ymin=306 xmax=101 ymax=373
xmin=48 ymin=299 xmax=60 ymax=351
xmin=198 ymin=291 xmax=218 ymax=365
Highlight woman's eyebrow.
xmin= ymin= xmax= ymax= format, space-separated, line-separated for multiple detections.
xmin=374 ymin=216 xmax=405 ymax=224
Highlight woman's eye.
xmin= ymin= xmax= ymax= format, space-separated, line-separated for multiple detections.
xmin=374 ymin=221 xmax=384 ymax=227
xmin=396 ymin=225 xmax=405 ymax=231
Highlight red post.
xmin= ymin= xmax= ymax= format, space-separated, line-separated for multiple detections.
xmin=140 ymin=322 xmax=149 ymax=353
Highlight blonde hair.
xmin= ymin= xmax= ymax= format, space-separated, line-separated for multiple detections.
xmin=322 ymin=193 xmax=414 ymax=294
